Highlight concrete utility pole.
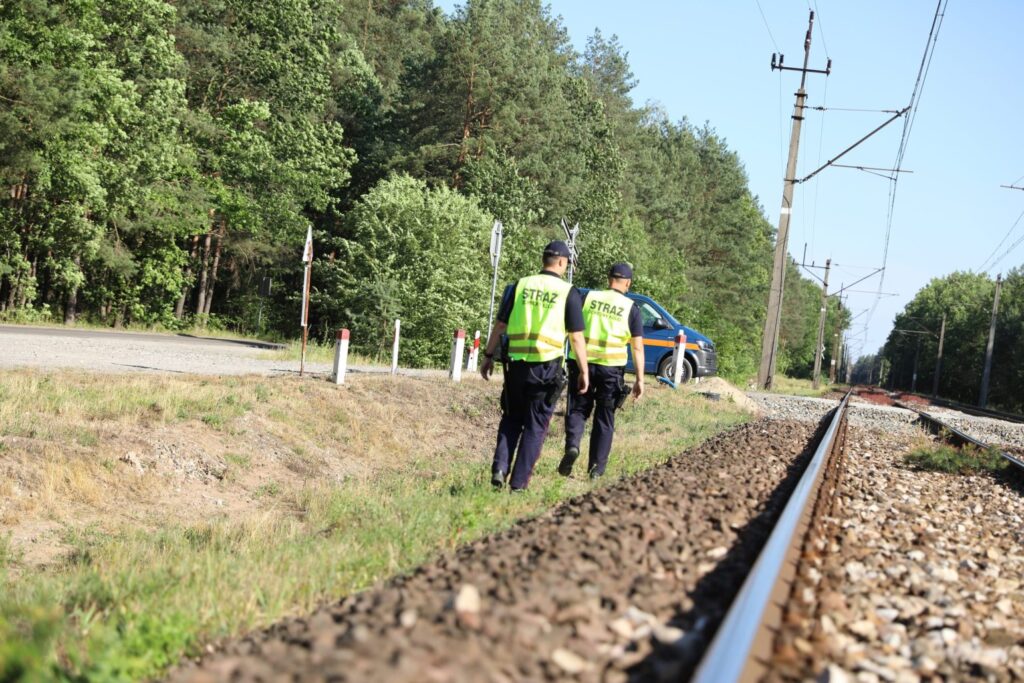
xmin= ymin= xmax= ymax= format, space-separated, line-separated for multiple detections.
xmin=812 ymin=259 xmax=831 ymax=389
xmin=830 ymin=331 xmax=841 ymax=384
xmin=931 ymin=313 xmax=946 ymax=398
xmin=979 ymin=274 xmax=1002 ymax=408
xmin=911 ymin=337 xmax=921 ymax=393
xmin=758 ymin=10 xmax=831 ymax=390
xmin=844 ymin=344 xmax=852 ymax=384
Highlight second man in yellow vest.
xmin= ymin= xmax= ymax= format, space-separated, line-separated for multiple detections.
xmin=560 ymin=262 xmax=645 ymax=479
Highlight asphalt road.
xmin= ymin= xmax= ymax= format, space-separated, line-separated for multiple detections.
xmin=0 ymin=325 xmax=447 ymax=378
xmin=0 ymin=324 xmax=332 ymax=376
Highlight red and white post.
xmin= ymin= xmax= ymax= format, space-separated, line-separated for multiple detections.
xmin=449 ymin=329 xmax=466 ymax=382
xmin=672 ymin=331 xmax=687 ymax=386
xmin=391 ymin=319 xmax=401 ymax=376
xmin=466 ymin=330 xmax=480 ymax=373
xmin=333 ymin=328 xmax=350 ymax=385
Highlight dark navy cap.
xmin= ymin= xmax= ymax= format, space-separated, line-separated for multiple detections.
xmin=543 ymin=240 xmax=572 ymax=258
xmin=609 ymin=262 xmax=634 ymax=279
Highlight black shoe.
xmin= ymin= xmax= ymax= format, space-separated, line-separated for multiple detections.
xmin=509 ymin=487 xmax=526 ymax=494
xmin=558 ymin=447 xmax=580 ymax=476
xmin=491 ymin=470 xmax=506 ymax=489
xmin=588 ymin=467 xmax=604 ymax=480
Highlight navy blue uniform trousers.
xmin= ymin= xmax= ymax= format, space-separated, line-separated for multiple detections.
xmin=491 ymin=358 xmax=562 ymax=489
xmin=565 ymin=359 xmax=625 ymax=477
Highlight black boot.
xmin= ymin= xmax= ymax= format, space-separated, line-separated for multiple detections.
xmin=558 ymin=447 xmax=579 ymax=476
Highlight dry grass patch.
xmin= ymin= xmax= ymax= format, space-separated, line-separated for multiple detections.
xmin=0 ymin=369 xmax=752 ymax=681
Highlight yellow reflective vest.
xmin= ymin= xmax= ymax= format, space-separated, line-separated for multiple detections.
xmin=506 ymin=274 xmax=572 ymax=362
xmin=570 ymin=289 xmax=632 ymax=367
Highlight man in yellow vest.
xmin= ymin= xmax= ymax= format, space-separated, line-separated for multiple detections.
xmin=480 ymin=241 xmax=589 ymax=491
xmin=559 ymin=262 xmax=645 ymax=479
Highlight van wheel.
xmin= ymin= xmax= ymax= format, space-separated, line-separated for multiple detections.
xmin=657 ymin=354 xmax=693 ymax=384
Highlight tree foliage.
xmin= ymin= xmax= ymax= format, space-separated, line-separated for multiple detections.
xmin=0 ymin=0 xmax=848 ymax=381
xmin=880 ymin=270 xmax=1024 ymax=412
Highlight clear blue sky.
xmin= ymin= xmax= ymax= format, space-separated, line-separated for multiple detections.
xmin=435 ymin=1 xmax=1024 ymax=360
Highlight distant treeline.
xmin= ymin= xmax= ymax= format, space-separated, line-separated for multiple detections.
xmin=869 ymin=269 xmax=1024 ymax=413
xmin=0 ymin=0 xmax=846 ymax=379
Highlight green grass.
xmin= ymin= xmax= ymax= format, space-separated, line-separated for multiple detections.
xmin=0 ymin=385 xmax=748 ymax=682
xmin=904 ymin=442 xmax=1009 ymax=474
xmin=255 ymin=338 xmax=380 ymax=365
xmin=767 ymin=375 xmax=837 ymax=398
xmin=0 ymin=373 xmax=257 ymax=442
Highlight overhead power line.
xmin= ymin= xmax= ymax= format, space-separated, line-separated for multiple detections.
xmin=754 ymin=0 xmax=780 ymax=52
xmin=982 ymin=209 xmax=1024 ymax=272
xmin=864 ymin=0 xmax=949 ymax=339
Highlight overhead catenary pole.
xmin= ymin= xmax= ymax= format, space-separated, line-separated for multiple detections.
xmin=812 ymin=259 xmax=831 ymax=389
xmin=844 ymin=343 xmax=852 ymax=384
xmin=979 ymin=274 xmax=1002 ymax=408
xmin=911 ymin=336 xmax=921 ymax=393
xmin=757 ymin=10 xmax=831 ymax=390
xmin=829 ymin=330 xmax=841 ymax=384
xmin=931 ymin=313 xmax=946 ymax=398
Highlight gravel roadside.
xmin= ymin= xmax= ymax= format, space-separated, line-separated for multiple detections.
xmin=0 ymin=327 xmax=444 ymax=378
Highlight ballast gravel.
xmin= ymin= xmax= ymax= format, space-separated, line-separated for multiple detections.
xmin=762 ymin=393 xmax=1024 ymax=682
xmin=170 ymin=419 xmax=824 ymax=683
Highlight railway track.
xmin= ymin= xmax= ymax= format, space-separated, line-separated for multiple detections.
xmin=171 ymin=391 xmax=1024 ymax=681
xmin=171 ymin=404 xmax=858 ymax=682
xmin=692 ymin=391 xmax=851 ymax=682
xmin=895 ymin=401 xmax=1024 ymax=471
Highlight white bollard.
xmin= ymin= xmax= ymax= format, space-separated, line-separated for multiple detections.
xmin=466 ymin=330 xmax=480 ymax=373
xmin=449 ymin=329 xmax=466 ymax=382
xmin=333 ymin=328 xmax=350 ymax=385
xmin=672 ymin=331 xmax=687 ymax=387
xmin=391 ymin=319 xmax=401 ymax=376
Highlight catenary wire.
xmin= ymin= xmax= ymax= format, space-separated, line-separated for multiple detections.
xmin=979 ymin=208 xmax=1024 ymax=272
xmin=863 ymin=0 xmax=948 ymax=349
xmin=981 ymin=209 xmax=1024 ymax=273
xmin=754 ymin=0 xmax=781 ymax=52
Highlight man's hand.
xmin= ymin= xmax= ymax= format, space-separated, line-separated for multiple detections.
xmin=577 ymin=370 xmax=589 ymax=395
xmin=481 ymin=355 xmax=494 ymax=381
xmin=632 ymin=380 xmax=645 ymax=401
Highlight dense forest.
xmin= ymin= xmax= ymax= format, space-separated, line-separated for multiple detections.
xmin=878 ymin=269 xmax=1024 ymax=412
xmin=0 ymin=0 xmax=846 ymax=379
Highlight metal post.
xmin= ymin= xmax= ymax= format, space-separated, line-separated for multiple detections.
xmin=391 ymin=318 xmax=401 ymax=376
xmin=333 ymin=329 xmax=350 ymax=385
xmin=758 ymin=10 xmax=826 ymax=390
xmin=449 ymin=329 xmax=466 ymax=382
xmin=812 ymin=259 xmax=831 ymax=389
xmin=486 ymin=221 xmax=503 ymax=341
xmin=466 ymin=330 xmax=480 ymax=373
xmin=979 ymin=275 xmax=1002 ymax=407
xmin=672 ymin=331 xmax=687 ymax=386
xmin=932 ymin=313 xmax=946 ymax=398
xmin=299 ymin=261 xmax=312 ymax=377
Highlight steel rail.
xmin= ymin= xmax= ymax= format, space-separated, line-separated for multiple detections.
xmin=923 ymin=396 xmax=1024 ymax=425
xmin=897 ymin=403 xmax=1024 ymax=471
xmin=692 ymin=391 xmax=852 ymax=683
